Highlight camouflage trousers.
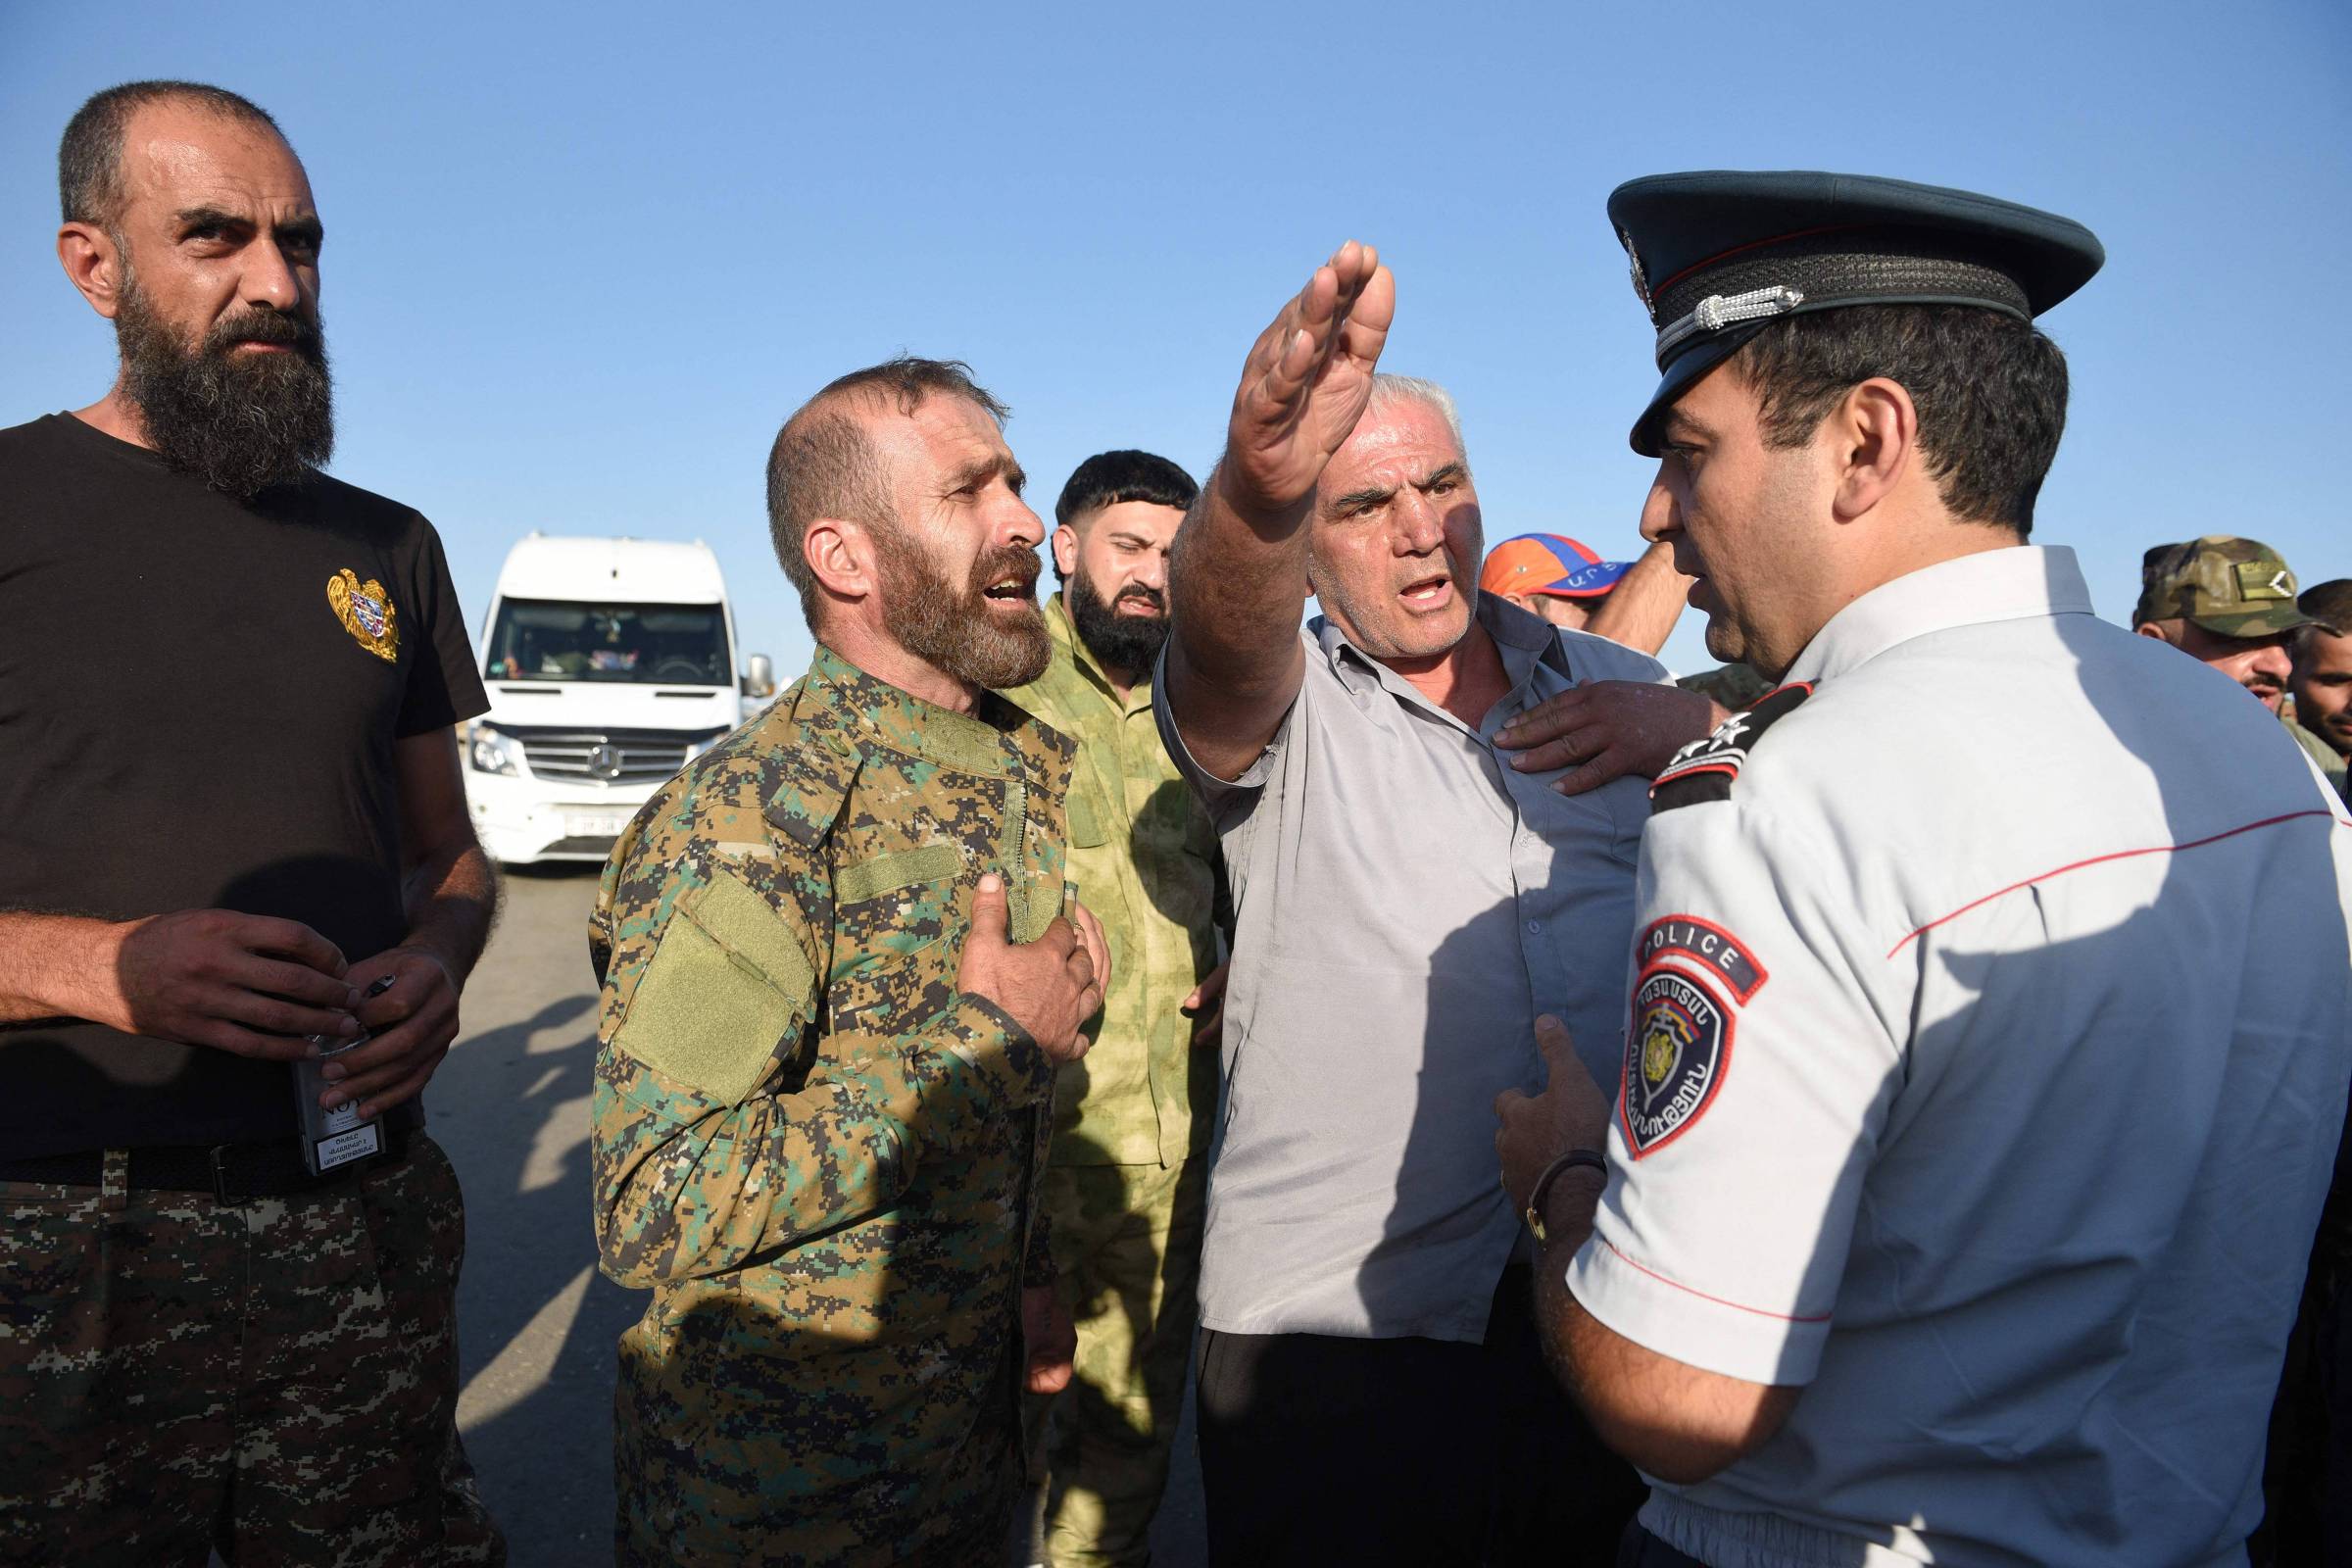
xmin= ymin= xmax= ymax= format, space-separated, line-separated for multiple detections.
xmin=0 ymin=1133 xmax=504 ymax=1567
xmin=1025 ymin=1158 xmax=1206 ymax=1568
xmin=612 ymin=1277 xmax=1028 ymax=1567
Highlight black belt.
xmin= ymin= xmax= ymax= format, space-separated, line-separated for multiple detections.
xmin=0 ymin=1128 xmax=406 ymax=1204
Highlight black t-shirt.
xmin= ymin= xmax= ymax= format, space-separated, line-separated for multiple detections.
xmin=0 ymin=413 xmax=489 ymax=1158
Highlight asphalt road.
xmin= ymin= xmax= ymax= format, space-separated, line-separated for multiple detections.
xmin=433 ymin=864 xmax=639 ymax=1566
xmin=432 ymin=864 xmax=1207 ymax=1567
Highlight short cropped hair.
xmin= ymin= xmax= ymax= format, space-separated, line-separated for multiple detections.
xmin=763 ymin=357 xmax=1009 ymax=631
xmin=1727 ymin=305 xmax=2070 ymax=536
xmin=2299 ymin=578 xmax=2352 ymax=644
xmin=1054 ymin=450 xmax=1198 ymax=529
xmin=61 ymin=80 xmax=283 ymax=227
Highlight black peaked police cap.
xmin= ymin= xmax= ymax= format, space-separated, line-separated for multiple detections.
xmin=1607 ymin=171 xmax=2105 ymax=455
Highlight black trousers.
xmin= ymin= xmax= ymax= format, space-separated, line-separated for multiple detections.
xmin=2254 ymin=1215 xmax=2352 ymax=1567
xmin=1196 ymin=1263 xmax=1645 ymax=1567
xmin=1614 ymin=1526 xmax=1704 ymax=1566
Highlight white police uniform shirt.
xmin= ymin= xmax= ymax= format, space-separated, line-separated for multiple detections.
xmin=1564 ymin=545 xmax=2352 ymax=1568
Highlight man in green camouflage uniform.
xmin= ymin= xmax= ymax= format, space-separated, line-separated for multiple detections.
xmin=2132 ymin=535 xmax=2319 ymax=757
xmin=1004 ymin=451 xmax=1222 ymax=1566
xmin=590 ymin=359 xmax=1111 ymax=1567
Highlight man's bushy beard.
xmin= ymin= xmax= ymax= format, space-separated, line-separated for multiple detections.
xmin=871 ymin=524 xmax=1052 ymax=690
xmin=1067 ymin=566 xmax=1169 ymax=676
xmin=115 ymin=274 xmax=333 ymax=500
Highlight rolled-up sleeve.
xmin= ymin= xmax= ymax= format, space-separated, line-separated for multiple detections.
xmin=1152 ymin=637 xmax=1312 ymax=835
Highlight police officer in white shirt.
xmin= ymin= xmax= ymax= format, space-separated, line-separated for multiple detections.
xmin=1494 ymin=172 xmax=2352 ymax=1568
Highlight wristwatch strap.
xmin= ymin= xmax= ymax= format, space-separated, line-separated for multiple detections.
xmin=1524 ymin=1148 xmax=1607 ymax=1244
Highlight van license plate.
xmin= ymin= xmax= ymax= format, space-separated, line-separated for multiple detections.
xmin=565 ymin=810 xmax=630 ymax=838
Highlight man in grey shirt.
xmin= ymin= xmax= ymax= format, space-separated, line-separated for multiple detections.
xmin=1159 ymin=243 xmax=1717 ymax=1565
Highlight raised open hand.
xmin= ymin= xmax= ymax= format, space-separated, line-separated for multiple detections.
xmin=1220 ymin=239 xmax=1396 ymax=520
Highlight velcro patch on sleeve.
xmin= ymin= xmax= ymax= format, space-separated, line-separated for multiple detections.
xmin=1650 ymin=681 xmax=1813 ymax=811
xmin=613 ymin=874 xmax=816 ymax=1104
xmin=1620 ymin=965 xmax=1735 ymax=1158
xmin=1637 ymin=915 xmax=1769 ymax=1003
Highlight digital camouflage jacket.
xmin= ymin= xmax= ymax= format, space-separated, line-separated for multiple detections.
xmin=588 ymin=644 xmax=1073 ymax=1566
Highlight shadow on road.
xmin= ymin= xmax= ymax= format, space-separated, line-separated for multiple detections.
xmin=434 ymin=866 xmax=642 ymax=1568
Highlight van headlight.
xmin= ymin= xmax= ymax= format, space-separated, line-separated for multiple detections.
xmin=469 ymin=724 xmax=523 ymax=777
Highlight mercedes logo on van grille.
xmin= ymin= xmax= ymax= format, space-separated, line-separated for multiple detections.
xmin=586 ymin=744 xmax=624 ymax=781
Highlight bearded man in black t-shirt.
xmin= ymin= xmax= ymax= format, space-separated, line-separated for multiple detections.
xmin=0 ymin=81 xmax=505 ymax=1565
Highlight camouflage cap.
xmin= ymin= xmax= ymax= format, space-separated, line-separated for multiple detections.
xmin=2132 ymin=535 xmax=2310 ymax=638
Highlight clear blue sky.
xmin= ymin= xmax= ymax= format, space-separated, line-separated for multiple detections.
xmin=6 ymin=1 xmax=2348 ymax=679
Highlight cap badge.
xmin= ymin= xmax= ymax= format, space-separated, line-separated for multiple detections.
xmin=1655 ymin=284 xmax=1808 ymax=362
xmin=327 ymin=568 xmax=400 ymax=662
xmin=2234 ymin=562 xmax=2292 ymax=601
xmin=1620 ymin=228 xmax=1654 ymax=321
xmin=1695 ymin=284 xmax=1806 ymax=332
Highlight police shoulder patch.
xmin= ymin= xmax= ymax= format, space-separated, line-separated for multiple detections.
xmin=1650 ymin=681 xmax=1813 ymax=811
xmin=1636 ymin=914 xmax=1769 ymax=1003
xmin=1621 ymin=965 xmax=1735 ymax=1157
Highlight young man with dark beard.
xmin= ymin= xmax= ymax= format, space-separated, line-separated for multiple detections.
xmin=0 ymin=82 xmax=504 ymax=1564
xmin=589 ymin=358 xmax=1114 ymax=1566
xmin=2289 ymin=579 xmax=2352 ymax=804
xmin=1001 ymin=452 xmax=1224 ymax=1566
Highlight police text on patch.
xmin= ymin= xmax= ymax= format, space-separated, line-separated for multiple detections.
xmin=1636 ymin=915 xmax=1768 ymax=1004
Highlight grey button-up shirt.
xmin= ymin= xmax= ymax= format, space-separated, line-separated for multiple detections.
xmin=1159 ymin=594 xmax=1664 ymax=1341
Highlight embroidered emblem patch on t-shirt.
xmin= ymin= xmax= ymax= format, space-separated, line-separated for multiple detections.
xmin=327 ymin=568 xmax=400 ymax=662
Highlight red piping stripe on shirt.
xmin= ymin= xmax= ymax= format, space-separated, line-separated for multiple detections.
xmin=1885 ymin=808 xmax=2349 ymax=960
xmin=1598 ymin=1237 xmax=1834 ymax=1324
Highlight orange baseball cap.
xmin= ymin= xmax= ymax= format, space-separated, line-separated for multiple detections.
xmin=1479 ymin=534 xmax=1633 ymax=599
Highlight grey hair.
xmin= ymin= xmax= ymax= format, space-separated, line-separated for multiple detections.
xmin=1365 ymin=374 xmax=1469 ymax=466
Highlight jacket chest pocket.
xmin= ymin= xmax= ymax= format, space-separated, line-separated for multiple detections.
xmin=829 ymin=843 xmax=967 ymax=1031
xmin=1066 ymin=773 xmax=1113 ymax=851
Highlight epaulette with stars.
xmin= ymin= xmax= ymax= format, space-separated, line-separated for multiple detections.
xmin=1649 ymin=682 xmax=1813 ymax=811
